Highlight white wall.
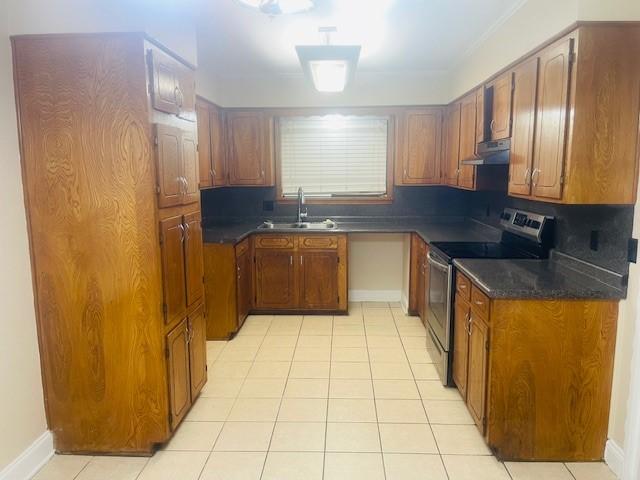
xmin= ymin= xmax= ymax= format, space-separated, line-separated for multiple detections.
xmin=0 ymin=2 xmax=49 ymax=473
xmin=348 ymin=234 xmax=405 ymax=301
xmin=7 ymin=0 xmax=198 ymax=65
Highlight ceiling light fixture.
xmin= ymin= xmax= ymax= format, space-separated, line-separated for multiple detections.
xmin=296 ymin=27 xmax=361 ymax=93
xmin=236 ymin=0 xmax=315 ymax=16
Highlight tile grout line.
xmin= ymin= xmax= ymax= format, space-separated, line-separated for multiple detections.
xmin=322 ymin=313 xmax=337 ymax=480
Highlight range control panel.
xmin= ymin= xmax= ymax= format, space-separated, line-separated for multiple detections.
xmin=499 ymin=208 xmax=553 ymax=242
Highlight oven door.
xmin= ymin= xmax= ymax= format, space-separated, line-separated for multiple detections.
xmin=426 ymin=251 xmax=453 ymax=350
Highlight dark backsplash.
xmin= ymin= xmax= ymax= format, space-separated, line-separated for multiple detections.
xmin=468 ymin=191 xmax=634 ymax=275
xmin=201 ymin=186 xmax=470 ymax=219
xmin=202 ymin=186 xmax=634 ymax=276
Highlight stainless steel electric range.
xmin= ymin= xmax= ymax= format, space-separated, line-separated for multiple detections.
xmin=425 ymin=208 xmax=554 ymax=386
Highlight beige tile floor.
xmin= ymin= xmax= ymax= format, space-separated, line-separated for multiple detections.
xmin=33 ymin=302 xmax=617 ymax=480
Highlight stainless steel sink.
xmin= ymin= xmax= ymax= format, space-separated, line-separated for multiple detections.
xmin=258 ymin=220 xmax=337 ymax=230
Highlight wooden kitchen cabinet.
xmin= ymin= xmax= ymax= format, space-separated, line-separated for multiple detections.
xmin=508 ymin=56 xmax=539 ymax=196
xmin=13 ymin=32 xmax=205 ymax=454
xmin=196 ymin=97 xmax=227 ymax=189
xmin=458 ymin=91 xmax=479 ymax=189
xmin=452 ymin=272 xmax=618 ymax=461
xmin=396 ymin=107 xmax=443 ymax=185
xmin=486 ymin=71 xmax=513 ymax=140
xmin=226 ymin=110 xmax=274 ymax=186
xmin=188 ymin=306 xmax=207 ymax=399
xmin=166 ymin=318 xmax=191 ymax=430
xmin=408 ymin=233 xmax=428 ymax=318
xmin=452 ymin=296 xmax=470 ymax=400
xmin=254 ymin=249 xmax=298 ymax=309
xmin=160 ymin=212 xmax=204 ymax=324
xmin=443 ymin=103 xmax=461 ymax=186
xmin=203 ymin=238 xmax=252 ymax=340
xmin=299 ymin=251 xmax=340 ymax=309
xmin=155 ymin=124 xmax=199 ymax=208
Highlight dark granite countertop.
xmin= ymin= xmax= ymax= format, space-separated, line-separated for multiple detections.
xmin=202 ymin=216 xmax=502 ymax=245
xmin=453 ymin=256 xmax=626 ymax=300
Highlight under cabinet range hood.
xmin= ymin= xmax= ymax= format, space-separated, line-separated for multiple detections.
xmin=462 ymin=138 xmax=511 ymax=165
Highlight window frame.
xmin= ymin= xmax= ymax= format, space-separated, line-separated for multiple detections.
xmin=274 ymin=108 xmax=396 ymax=204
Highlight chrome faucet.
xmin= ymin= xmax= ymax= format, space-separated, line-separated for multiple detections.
xmin=296 ymin=187 xmax=307 ymax=225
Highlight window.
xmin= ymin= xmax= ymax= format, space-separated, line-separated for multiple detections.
xmin=277 ymin=114 xmax=391 ymax=201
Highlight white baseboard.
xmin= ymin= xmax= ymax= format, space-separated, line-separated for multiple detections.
xmin=349 ymin=290 xmax=402 ymax=302
xmin=400 ymin=293 xmax=409 ymax=313
xmin=0 ymin=431 xmax=53 ymax=480
xmin=605 ymin=439 xmax=624 ymax=479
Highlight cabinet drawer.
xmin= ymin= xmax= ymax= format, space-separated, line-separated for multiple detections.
xmin=298 ymin=235 xmax=339 ymax=250
xmin=254 ymin=234 xmax=294 ymax=249
xmin=456 ymin=272 xmax=471 ymax=301
xmin=235 ymin=238 xmax=250 ymax=257
xmin=470 ymin=285 xmax=490 ymax=319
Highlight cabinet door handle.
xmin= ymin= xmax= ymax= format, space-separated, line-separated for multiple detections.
xmin=490 ymin=119 xmax=496 ymax=132
xmin=290 ymin=255 xmax=293 ymax=266
xmin=184 ymin=222 xmax=190 ymax=240
xmin=531 ymin=168 xmax=541 ymax=187
xmin=178 ymin=224 xmax=185 ymax=243
xmin=524 ymin=167 xmax=531 ymax=186
xmin=300 ymin=256 xmax=303 ymax=266
xmin=467 ymin=315 xmax=473 ymax=336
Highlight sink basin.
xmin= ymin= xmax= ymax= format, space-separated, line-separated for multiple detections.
xmin=258 ymin=221 xmax=337 ymax=230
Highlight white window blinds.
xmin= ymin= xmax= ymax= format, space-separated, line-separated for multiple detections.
xmin=279 ymin=115 xmax=389 ymax=197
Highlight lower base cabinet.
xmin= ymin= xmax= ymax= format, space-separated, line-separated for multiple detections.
xmin=166 ymin=306 xmax=207 ymax=430
xmin=452 ymin=272 xmax=618 ymax=461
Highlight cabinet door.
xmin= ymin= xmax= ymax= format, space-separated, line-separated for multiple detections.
xmin=160 ymin=216 xmax=187 ymax=325
xmin=210 ymin=105 xmax=228 ymax=187
xmin=452 ymin=299 xmax=470 ymax=400
xmin=443 ymin=103 xmax=461 ymax=186
xmin=184 ymin=212 xmax=204 ymax=308
xmin=255 ymin=249 xmax=297 ymax=309
xmin=227 ymin=111 xmax=268 ymax=185
xmin=458 ymin=93 xmax=477 ymax=189
xmin=299 ymin=251 xmax=340 ymax=310
xmin=155 ymin=124 xmax=183 ymax=208
xmin=196 ymin=101 xmax=212 ymax=189
xmin=148 ymin=49 xmax=180 ymax=115
xmin=236 ymin=248 xmax=251 ymax=328
xmin=408 ymin=233 xmax=424 ymax=315
xmin=175 ymin=66 xmax=196 ymax=122
xmin=459 ymin=92 xmax=478 ymax=162
xmin=489 ymin=71 xmax=513 ymax=140
xmin=399 ymin=108 xmax=442 ymax=184
xmin=419 ymin=244 xmax=430 ymax=325
xmin=181 ymin=130 xmax=199 ymax=205
xmin=188 ymin=306 xmax=207 ymax=399
xmin=167 ymin=318 xmax=191 ymax=430
xmin=467 ymin=314 xmax=489 ymax=433
xmin=532 ymin=36 xmax=573 ymax=200
xmin=509 ymin=57 xmax=539 ymax=197
xmin=475 ymin=87 xmax=486 ymax=150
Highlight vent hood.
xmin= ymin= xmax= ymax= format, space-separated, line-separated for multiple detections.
xmin=462 ymin=138 xmax=510 ymax=165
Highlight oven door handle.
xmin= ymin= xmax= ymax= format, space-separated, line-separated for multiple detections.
xmin=427 ymin=252 xmax=450 ymax=271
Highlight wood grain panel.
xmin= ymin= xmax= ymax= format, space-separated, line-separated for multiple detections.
xmin=254 ymin=234 xmax=295 ymax=249
xmin=298 ymin=235 xmax=338 ymax=250
xmin=155 ymin=124 xmax=183 ymax=208
xmin=13 ymin=34 xmax=169 ymax=453
xmin=467 ymin=314 xmax=489 ymax=433
xmin=160 ymin=216 xmax=187 ymax=326
xmin=167 ymin=318 xmax=191 ymax=430
xmin=188 ymin=306 xmax=207 ymax=400
xmin=397 ymin=108 xmax=442 ymax=185
xmin=470 ymin=285 xmax=490 ymax=320
xmin=531 ymin=35 xmax=573 ymax=200
xmin=487 ymin=299 xmax=618 ymax=460
xmin=408 ymin=234 xmax=424 ymax=315
xmin=148 ymin=48 xmax=180 ymax=115
xmin=184 ymin=212 xmax=204 ymax=308
xmin=475 ymin=87 xmax=486 ymax=150
xmin=299 ymin=251 xmax=340 ymax=309
xmin=488 ymin=71 xmax=513 ymax=140
xmin=182 ymin=130 xmax=199 ymax=204
xmin=459 ymin=92 xmax=478 ymax=163
xmin=226 ymin=110 xmax=270 ymax=185
xmin=196 ymin=100 xmax=212 ymax=189
xmin=236 ymin=241 xmax=252 ymax=328
xmin=508 ymin=57 xmax=539 ymax=196
xmin=203 ymin=243 xmax=238 ymax=340
xmin=209 ymin=104 xmax=228 ymax=187
xmin=255 ymin=249 xmax=297 ymax=309
xmin=453 ymin=297 xmax=470 ymax=400
xmin=455 ymin=272 xmax=471 ymax=301
xmin=443 ymin=103 xmax=461 ymax=186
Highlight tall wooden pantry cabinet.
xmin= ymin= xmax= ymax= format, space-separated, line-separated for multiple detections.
xmin=12 ymin=32 xmax=206 ymax=454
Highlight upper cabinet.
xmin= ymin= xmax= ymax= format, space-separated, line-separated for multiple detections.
xmin=443 ymin=103 xmax=461 ymax=186
xmin=486 ymin=71 xmax=513 ymax=140
xmin=148 ymin=47 xmax=195 ymax=121
xmin=396 ymin=107 xmax=443 ymax=185
xmin=506 ymin=25 xmax=640 ymax=204
xmin=226 ymin=110 xmax=274 ymax=186
xmin=155 ymin=124 xmax=200 ymax=208
xmin=196 ymin=98 xmax=228 ymax=189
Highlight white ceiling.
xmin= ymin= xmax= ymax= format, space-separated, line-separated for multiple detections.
xmin=197 ymin=0 xmax=527 ymax=77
